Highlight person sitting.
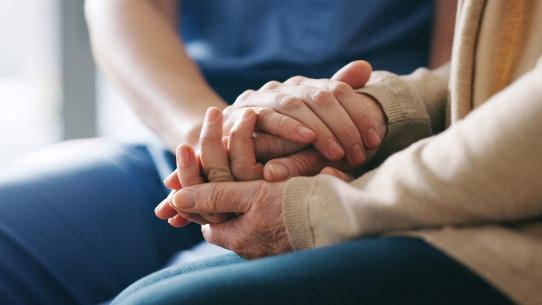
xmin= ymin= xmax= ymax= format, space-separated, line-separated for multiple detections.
xmin=113 ymin=1 xmax=542 ymax=304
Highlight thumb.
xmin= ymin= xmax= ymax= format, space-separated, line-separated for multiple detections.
xmin=172 ymin=181 xmax=258 ymax=214
xmin=264 ymin=148 xmax=353 ymax=181
xmin=331 ymin=60 xmax=372 ymax=89
xmin=319 ymin=167 xmax=354 ymax=182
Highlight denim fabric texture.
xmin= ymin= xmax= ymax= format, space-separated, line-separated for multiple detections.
xmin=0 ymin=140 xmax=204 ymax=304
xmin=113 ymin=237 xmax=514 ymax=305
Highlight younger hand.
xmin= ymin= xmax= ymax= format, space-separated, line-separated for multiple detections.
xmin=223 ymin=60 xmax=386 ymax=168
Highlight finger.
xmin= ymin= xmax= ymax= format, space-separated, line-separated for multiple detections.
xmin=235 ymin=90 xmax=345 ymax=161
xmin=331 ymin=60 xmax=372 ymax=88
xmin=285 ymin=71 xmax=377 ymax=152
xmin=225 ymin=106 xmax=315 ymax=144
xmin=163 ymin=169 xmax=182 ymax=190
xmin=228 ymin=109 xmax=264 ymax=181
xmin=319 ymin=167 xmax=354 ymax=182
xmin=293 ymin=84 xmax=385 ymax=152
xmin=167 ymin=214 xmax=191 ymax=227
xmin=155 ymin=190 xmax=179 ymax=219
xmin=200 ymin=107 xmax=235 ymax=182
xmin=168 ymin=196 xmax=230 ymax=224
xmin=263 ymin=148 xmax=354 ymax=181
xmin=253 ymin=107 xmax=315 ymax=143
xmin=201 ymin=218 xmax=246 ymax=254
xmin=177 ymin=126 xmax=232 ymax=224
xmin=252 ymin=132 xmax=308 ymax=163
xmin=347 ymin=94 xmax=387 ymax=150
xmin=173 ymin=210 xmax=209 ymax=226
xmin=176 ymin=144 xmax=205 ymax=187
xmin=333 ymin=62 xmax=385 ymax=151
xmin=273 ymin=83 xmax=366 ymax=165
xmin=284 ymin=77 xmax=384 ymax=155
xmin=172 ymin=181 xmax=260 ymax=214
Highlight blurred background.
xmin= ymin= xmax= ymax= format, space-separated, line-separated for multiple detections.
xmin=0 ymin=0 xmax=150 ymax=167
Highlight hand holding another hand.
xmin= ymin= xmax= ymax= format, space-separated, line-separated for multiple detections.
xmin=155 ymin=107 xmax=353 ymax=259
xmin=222 ymin=60 xmax=387 ymax=179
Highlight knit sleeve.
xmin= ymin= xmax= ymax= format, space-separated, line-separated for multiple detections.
xmin=283 ymin=58 xmax=542 ymax=250
xmin=355 ymin=64 xmax=450 ymax=168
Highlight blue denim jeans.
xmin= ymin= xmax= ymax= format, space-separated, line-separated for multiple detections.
xmin=0 ymin=139 xmax=203 ymax=304
xmin=112 ymin=237 xmax=514 ymax=305
xmin=0 ymin=140 xmax=515 ymax=305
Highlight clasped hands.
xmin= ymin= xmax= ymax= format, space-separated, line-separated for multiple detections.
xmin=154 ymin=61 xmax=386 ymax=259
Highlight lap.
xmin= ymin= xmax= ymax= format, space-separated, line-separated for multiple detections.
xmin=0 ymin=139 xmax=203 ymax=304
xmin=112 ymin=237 xmax=514 ymax=305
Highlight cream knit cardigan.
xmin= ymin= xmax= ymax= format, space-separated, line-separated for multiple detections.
xmin=282 ymin=1 xmax=542 ymax=304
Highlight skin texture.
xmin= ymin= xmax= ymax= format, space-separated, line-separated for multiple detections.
xmin=156 ymin=107 xmax=352 ymax=259
xmin=88 ymin=0 xmax=456 ymax=259
xmin=156 ymin=61 xmax=386 ymax=248
xmin=158 ymin=61 xmax=386 ymax=188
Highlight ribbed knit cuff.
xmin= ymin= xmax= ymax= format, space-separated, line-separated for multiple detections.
xmin=355 ymin=71 xmax=432 ymax=167
xmin=282 ymin=176 xmax=318 ymax=251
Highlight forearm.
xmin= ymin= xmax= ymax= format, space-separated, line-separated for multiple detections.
xmin=85 ymin=0 xmax=227 ymax=151
xmin=284 ymin=58 xmax=542 ymax=250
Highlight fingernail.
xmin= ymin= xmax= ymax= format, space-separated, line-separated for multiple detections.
xmin=351 ymin=144 xmax=365 ymax=164
xmin=178 ymin=147 xmax=190 ymax=166
xmin=205 ymin=108 xmax=220 ymax=123
xmin=268 ymin=164 xmax=288 ymax=180
xmin=327 ymin=139 xmax=344 ymax=158
xmin=367 ymin=129 xmax=381 ymax=147
xmin=241 ymin=109 xmax=252 ymax=119
xmin=173 ymin=189 xmax=195 ymax=209
xmin=297 ymin=126 xmax=314 ymax=140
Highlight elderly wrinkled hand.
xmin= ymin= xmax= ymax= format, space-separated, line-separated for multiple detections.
xmin=155 ymin=107 xmax=260 ymax=226
xmin=155 ymin=107 xmax=352 ymax=258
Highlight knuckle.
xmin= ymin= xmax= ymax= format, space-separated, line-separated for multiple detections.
xmin=207 ymin=168 xmax=234 ymax=182
xmin=206 ymin=184 xmax=223 ymax=212
xmin=260 ymin=80 xmax=281 ymax=91
xmin=235 ymin=89 xmax=256 ymax=103
xmin=310 ymin=89 xmax=335 ymax=108
xmin=278 ymin=95 xmax=304 ymax=112
xmin=255 ymin=107 xmax=272 ymax=119
xmin=350 ymin=106 xmax=371 ymax=126
xmin=329 ymin=82 xmax=354 ymax=99
xmin=210 ymin=183 xmax=234 ymax=212
xmin=254 ymin=107 xmax=276 ymax=127
xmin=231 ymin=163 xmax=249 ymax=179
xmin=198 ymin=135 xmax=215 ymax=149
xmin=341 ymin=125 xmax=361 ymax=140
xmin=228 ymin=127 xmax=247 ymax=140
xmin=286 ymin=75 xmax=304 ymax=84
xmin=282 ymin=157 xmax=312 ymax=177
xmin=276 ymin=115 xmax=292 ymax=132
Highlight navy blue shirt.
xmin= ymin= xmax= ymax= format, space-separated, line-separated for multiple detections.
xmin=179 ymin=0 xmax=433 ymax=104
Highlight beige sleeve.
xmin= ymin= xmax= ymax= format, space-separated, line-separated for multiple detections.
xmin=356 ymin=64 xmax=450 ymax=168
xmin=283 ymin=58 xmax=542 ymax=251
